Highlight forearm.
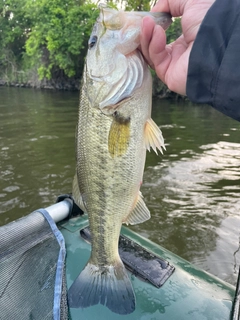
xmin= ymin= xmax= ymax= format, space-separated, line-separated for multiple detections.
xmin=187 ymin=0 xmax=240 ymax=121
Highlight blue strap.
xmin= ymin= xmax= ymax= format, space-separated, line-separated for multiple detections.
xmin=37 ymin=208 xmax=66 ymax=320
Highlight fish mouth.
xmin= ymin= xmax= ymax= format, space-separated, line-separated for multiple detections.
xmin=97 ymin=4 xmax=172 ymax=30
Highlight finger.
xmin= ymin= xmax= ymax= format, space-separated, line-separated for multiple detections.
xmin=140 ymin=16 xmax=156 ymax=68
xmin=151 ymin=0 xmax=170 ymax=13
xmin=151 ymin=0 xmax=184 ymax=17
xmin=148 ymin=25 xmax=171 ymax=82
xmin=162 ymin=37 xmax=192 ymax=95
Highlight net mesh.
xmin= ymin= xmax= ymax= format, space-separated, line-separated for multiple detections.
xmin=0 ymin=210 xmax=68 ymax=320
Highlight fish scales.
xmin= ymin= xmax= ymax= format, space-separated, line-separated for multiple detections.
xmin=78 ymin=69 xmax=150 ymax=262
xmin=68 ymin=4 xmax=171 ymax=315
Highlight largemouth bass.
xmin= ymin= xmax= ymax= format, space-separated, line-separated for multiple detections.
xmin=68 ymin=5 xmax=171 ymax=315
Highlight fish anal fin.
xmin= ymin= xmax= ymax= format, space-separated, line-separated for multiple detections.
xmin=68 ymin=259 xmax=135 ymax=315
xmin=108 ymin=114 xmax=130 ymax=158
xmin=144 ymin=118 xmax=165 ymax=155
xmin=124 ymin=192 xmax=150 ymax=225
xmin=72 ymin=173 xmax=86 ymax=212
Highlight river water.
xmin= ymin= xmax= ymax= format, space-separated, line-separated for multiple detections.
xmin=0 ymin=86 xmax=240 ymax=286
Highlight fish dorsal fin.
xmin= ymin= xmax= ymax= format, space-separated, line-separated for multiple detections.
xmin=124 ymin=192 xmax=150 ymax=225
xmin=144 ymin=118 xmax=165 ymax=155
xmin=72 ymin=172 xmax=86 ymax=212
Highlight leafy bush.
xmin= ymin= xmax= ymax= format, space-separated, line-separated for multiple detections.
xmin=0 ymin=0 xmax=182 ymax=93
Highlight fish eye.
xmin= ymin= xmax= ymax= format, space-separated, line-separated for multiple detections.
xmin=88 ymin=35 xmax=98 ymax=49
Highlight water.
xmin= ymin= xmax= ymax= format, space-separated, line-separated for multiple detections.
xmin=0 ymin=87 xmax=239 ymax=286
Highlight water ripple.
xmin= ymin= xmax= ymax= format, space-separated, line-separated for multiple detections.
xmin=132 ymin=141 xmax=240 ymax=285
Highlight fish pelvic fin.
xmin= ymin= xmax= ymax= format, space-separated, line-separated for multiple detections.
xmin=68 ymin=260 xmax=136 ymax=315
xmin=124 ymin=192 xmax=150 ymax=225
xmin=72 ymin=172 xmax=86 ymax=212
xmin=144 ymin=118 xmax=166 ymax=155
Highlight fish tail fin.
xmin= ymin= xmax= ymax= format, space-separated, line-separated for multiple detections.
xmin=68 ymin=259 xmax=135 ymax=315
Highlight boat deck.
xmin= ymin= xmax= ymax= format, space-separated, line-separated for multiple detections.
xmin=59 ymin=214 xmax=235 ymax=320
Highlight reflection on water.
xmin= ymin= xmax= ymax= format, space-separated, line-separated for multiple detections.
xmin=0 ymin=88 xmax=239 ymax=285
xmin=131 ymin=100 xmax=240 ymax=286
xmin=133 ymin=141 xmax=240 ymax=285
xmin=0 ymin=87 xmax=77 ymax=223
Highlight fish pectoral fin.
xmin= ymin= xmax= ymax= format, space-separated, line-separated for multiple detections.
xmin=72 ymin=172 xmax=86 ymax=212
xmin=144 ymin=118 xmax=166 ymax=155
xmin=124 ymin=192 xmax=150 ymax=225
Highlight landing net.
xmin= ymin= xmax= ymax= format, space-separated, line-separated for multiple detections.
xmin=0 ymin=209 xmax=68 ymax=320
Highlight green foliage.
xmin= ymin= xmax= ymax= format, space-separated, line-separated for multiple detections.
xmin=24 ymin=0 xmax=98 ymax=79
xmin=125 ymin=0 xmax=151 ymax=11
xmin=0 ymin=0 xmax=182 ymax=88
xmin=0 ymin=0 xmax=30 ymax=80
xmin=0 ymin=0 xmax=28 ymax=56
xmin=0 ymin=0 xmax=98 ymax=81
xmin=166 ymin=18 xmax=182 ymax=44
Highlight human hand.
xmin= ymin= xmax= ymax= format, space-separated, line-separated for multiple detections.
xmin=140 ymin=0 xmax=215 ymax=95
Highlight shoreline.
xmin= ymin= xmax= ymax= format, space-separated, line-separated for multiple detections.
xmin=0 ymin=78 xmax=185 ymax=100
xmin=0 ymin=78 xmax=80 ymax=91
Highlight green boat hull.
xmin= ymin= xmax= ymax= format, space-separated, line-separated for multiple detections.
xmin=60 ymin=214 xmax=235 ymax=320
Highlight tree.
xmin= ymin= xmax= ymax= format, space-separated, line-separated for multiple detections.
xmin=0 ymin=0 xmax=183 ymax=95
xmin=24 ymin=0 xmax=98 ymax=80
xmin=0 ymin=0 xmax=31 ymax=79
xmin=125 ymin=0 xmax=151 ymax=11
